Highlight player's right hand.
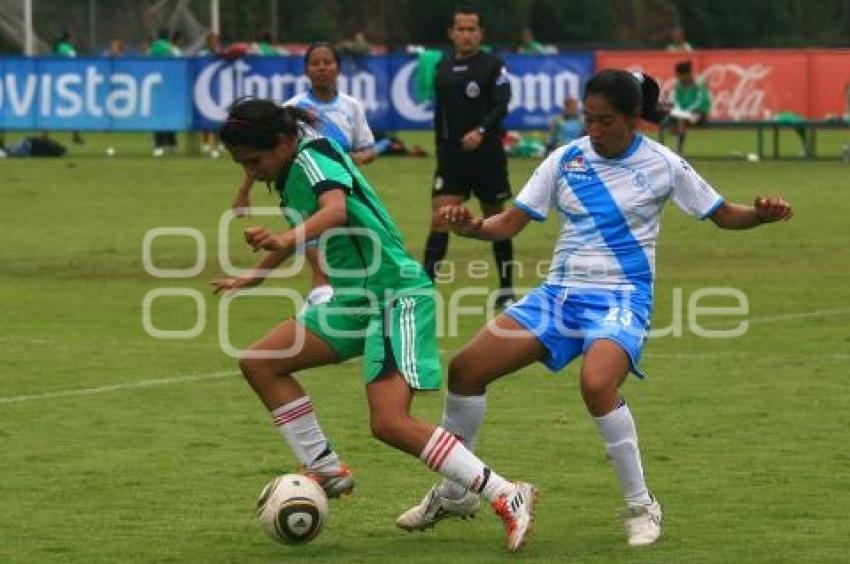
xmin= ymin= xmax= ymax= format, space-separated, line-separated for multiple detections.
xmin=210 ymin=275 xmax=262 ymax=295
xmin=439 ymin=204 xmax=483 ymax=234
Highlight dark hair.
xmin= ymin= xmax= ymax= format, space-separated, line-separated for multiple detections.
xmin=674 ymin=60 xmax=692 ymax=74
xmin=53 ymin=31 xmax=71 ymax=51
xmin=157 ymin=28 xmax=170 ymax=41
xmin=584 ymin=69 xmax=666 ymax=124
xmin=452 ymin=6 xmax=483 ymax=27
xmin=219 ymin=98 xmax=318 ymax=150
xmin=303 ymin=42 xmax=340 ymax=67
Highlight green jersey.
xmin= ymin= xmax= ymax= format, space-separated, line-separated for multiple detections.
xmin=148 ymin=39 xmax=177 ymax=57
xmin=673 ymin=79 xmax=711 ymax=114
xmin=275 ymin=137 xmax=431 ymax=301
xmin=55 ymin=41 xmax=76 ymax=57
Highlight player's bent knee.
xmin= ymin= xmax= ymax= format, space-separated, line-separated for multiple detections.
xmin=447 ymin=356 xmax=488 ymax=394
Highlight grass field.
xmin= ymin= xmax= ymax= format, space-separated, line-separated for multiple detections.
xmin=1 ymin=131 xmax=849 ymax=563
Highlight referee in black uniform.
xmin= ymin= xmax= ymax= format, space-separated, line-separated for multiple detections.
xmin=422 ymin=7 xmax=516 ymax=307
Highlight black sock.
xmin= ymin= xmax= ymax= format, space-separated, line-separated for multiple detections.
xmin=423 ymin=231 xmax=449 ymax=280
xmin=492 ymin=239 xmax=514 ymax=291
xmin=677 ymin=133 xmax=686 ymax=154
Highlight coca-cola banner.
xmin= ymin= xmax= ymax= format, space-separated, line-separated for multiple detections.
xmin=596 ymin=49 xmax=850 ymax=120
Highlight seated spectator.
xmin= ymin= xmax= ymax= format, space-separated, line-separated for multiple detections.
xmin=667 ymin=60 xmax=710 ymax=154
xmin=517 ymin=28 xmax=545 ymax=54
xmin=666 ymin=26 xmax=693 ymax=52
xmin=337 ymin=31 xmax=372 ymax=56
xmin=546 ymin=96 xmax=584 ymax=153
xmin=372 ymin=131 xmax=427 ymax=156
xmin=252 ymin=32 xmax=286 ymax=55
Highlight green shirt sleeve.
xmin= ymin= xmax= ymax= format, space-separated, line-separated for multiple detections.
xmin=294 ymin=141 xmax=355 ymax=196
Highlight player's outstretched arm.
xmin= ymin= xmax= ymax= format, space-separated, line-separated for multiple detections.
xmin=440 ymin=204 xmax=531 ymax=240
xmin=212 ymin=190 xmax=348 ymax=295
xmin=211 ymin=247 xmax=289 ymax=295
xmin=232 ymin=171 xmax=256 ymax=217
xmin=710 ymin=196 xmax=793 ymax=230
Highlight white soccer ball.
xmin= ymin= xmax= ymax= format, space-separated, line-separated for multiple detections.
xmin=106 ymin=146 xmax=116 ymax=156
xmin=256 ymin=474 xmax=329 ymax=545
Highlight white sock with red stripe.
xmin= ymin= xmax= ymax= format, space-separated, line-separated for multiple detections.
xmin=271 ymin=396 xmax=340 ymax=474
xmin=437 ymin=393 xmax=486 ymax=500
xmin=420 ymin=426 xmax=511 ymax=502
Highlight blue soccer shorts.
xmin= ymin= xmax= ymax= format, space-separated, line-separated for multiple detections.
xmin=504 ymin=284 xmax=652 ymax=378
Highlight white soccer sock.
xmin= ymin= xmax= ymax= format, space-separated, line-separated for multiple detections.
xmin=271 ymin=396 xmax=340 ymax=474
xmin=437 ymin=392 xmax=486 ymax=499
xmin=421 ymin=427 xmax=511 ymax=503
xmin=594 ymin=402 xmax=653 ymax=507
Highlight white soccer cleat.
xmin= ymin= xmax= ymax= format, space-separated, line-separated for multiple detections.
xmin=396 ymin=484 xmax=480 ymax=531
xmin=623 ymin=498 xmax=663 ymax=547
xmin=303 ymin=463 xmax=355 ymax=499
xmin=491 ymin=481 xmax=538 ymax=552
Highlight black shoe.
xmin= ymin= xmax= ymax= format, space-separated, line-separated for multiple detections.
xmin=494 ymin=291 xmax=517 ymax=310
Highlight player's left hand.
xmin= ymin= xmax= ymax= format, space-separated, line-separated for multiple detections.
xmin=754 ymin=196 xmax=793 ymax=223
xmin=460 ymin=129 xmax=483 ymax=151
xmin=244 ymin=226 xmax=287 ymax=252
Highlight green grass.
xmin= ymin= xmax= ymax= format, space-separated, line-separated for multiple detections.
xmin=1 ymin=132 xmax=849 ymax=563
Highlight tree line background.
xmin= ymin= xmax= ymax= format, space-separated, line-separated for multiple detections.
xmin=2 ymin=0 xmax=849 ymax=55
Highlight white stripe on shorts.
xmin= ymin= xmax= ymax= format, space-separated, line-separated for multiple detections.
xmin=400 ymin=297 xmax=419 ymax=388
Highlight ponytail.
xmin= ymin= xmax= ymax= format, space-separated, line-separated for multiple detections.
xmin=632 ymin=72 xmax=667 ymax=124
xmin=585 ymin=69 xmax=667 ymax=124
xmin=219 ymin=98 xmax=318 ymax=149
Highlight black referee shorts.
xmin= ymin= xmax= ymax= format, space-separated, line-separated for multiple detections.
xmin=432 ymin=141 xmax=511 ymax=205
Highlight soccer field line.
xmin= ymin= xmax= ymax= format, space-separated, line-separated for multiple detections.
xmin=1 ymin=307 xmax=847 ymax=406
xmin=0 ymin=370 xmax=239 ymax=405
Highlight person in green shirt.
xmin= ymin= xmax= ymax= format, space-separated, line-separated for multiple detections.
xmin=53 ymin=32 xmax=84 ymax=144
xmin=668 ymin=60 xmax=710 ymax=154
xmin=253 ymin=31 xmax=285 ymax=55
xmin=147 ymin=29 xmax=180 ymax=155
xmin=212 ymin=99 xmax=537 ymax=552
xmin=517 ymin=28 xmax=545 ymax=54
xmin=53 ymin=31 xmax=77 ymax=57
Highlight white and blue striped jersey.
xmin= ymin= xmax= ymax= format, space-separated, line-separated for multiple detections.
xmin=514 ymin=134 xmax=724 ymax=294
xmin=284 ymin=90 xmax=374 ymax=153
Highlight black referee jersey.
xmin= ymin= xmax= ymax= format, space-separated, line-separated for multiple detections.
xmin=433 ymin=50 xmax=511 ymax=149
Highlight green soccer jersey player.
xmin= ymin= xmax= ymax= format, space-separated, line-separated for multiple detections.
xmin=212 ymin=99 xmax=537 ymax=552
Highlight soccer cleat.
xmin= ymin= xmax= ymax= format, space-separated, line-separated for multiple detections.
xmin=623 ymin=497 xmax=663 ymax=547
xmin=302 ymin=463 xmax=355 ymax=499
xmin=491 ymin=482 xmax=538 ymax=552
xmin=396 ymin=484 xmax=480 ymax=531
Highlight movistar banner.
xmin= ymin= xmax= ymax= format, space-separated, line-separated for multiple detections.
xmin=1 ymin=54 xmax=593 ymax=131
xmin=0 ymin=57 xmax=189 ymax=130
xmin=192 ymin=53 xmax=595 ymax=131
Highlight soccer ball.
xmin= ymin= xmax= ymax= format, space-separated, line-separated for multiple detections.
xmin=256 ymin=474 xmax=329 ymax=545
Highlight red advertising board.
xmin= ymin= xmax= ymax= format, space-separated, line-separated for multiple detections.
xmin=596 ymin=50 xmax=850 ymax=120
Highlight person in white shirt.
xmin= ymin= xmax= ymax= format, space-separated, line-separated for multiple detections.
xmin=230 ymin=42 xmax=377 ymax=309
xmin=396 ymin=69 xmax=792 ymax=548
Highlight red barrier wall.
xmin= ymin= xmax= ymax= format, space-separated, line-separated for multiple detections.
xmin=596 ymin=50 xmax=850 ymax=120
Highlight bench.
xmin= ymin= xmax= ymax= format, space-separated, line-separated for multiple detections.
xmin=657 ymin=119 xmax=850 ymax=159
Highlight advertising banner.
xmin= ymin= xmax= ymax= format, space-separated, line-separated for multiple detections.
xmin=0 ymin=57 xmax=189 ymax=130
xmin=596 ymin=50 xmax=850 ymax=120
xmin=190 ymin=53 xmax=596 ymax=131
